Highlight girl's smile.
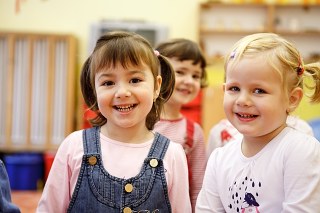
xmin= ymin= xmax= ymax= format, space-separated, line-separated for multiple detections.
xmin=95 ymin=63 xmax=161 ymax=141
xmin=113 ymin=104 xmax=137 ymax=113
xmin=224 ymin=56 xmax=288 ymax=145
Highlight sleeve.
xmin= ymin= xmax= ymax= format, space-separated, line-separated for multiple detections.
xmin=189 ymin=123 xmax=207 ymax=211
xmin=207 ymin=124 xmax=223 ymax=157
xmin=36 ymin=133 xmax=79 ymax=213
xmin=195 ymin=150 xmax=225 ymax=213
xmin=283 ymin=135 xmax=320 ymax=212
xmin=167 ymin=143 xmax=192 ymax=213
xmin=0 ymin=160 xmax=21 ymax=213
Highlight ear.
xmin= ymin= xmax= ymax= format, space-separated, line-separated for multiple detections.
xmin=287 ymin=87 xmax=303 ymax=113
xmin=154 ymin=75 xmax=162 ymax=99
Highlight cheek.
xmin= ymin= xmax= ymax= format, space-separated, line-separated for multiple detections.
xmin=223 ymin=95 xmax=232 ymax=110
xmin=193 ymin=83 xmax=201 ymax=95
xmin=174 ymin=75 xmax=183 ymax=85
xmin=96 ymin=91 xmax=110 ymax=106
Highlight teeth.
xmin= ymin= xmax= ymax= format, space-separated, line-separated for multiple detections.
xmin=239 ymin=114 xmax=255 ymax=118
xmin=116 ymin=104 xmax=134 ymax=112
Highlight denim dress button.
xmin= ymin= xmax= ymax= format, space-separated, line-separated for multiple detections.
xmin=149 ymin=159 xmax=158 ymax=168
xmin=123 ymin=207 xmax=132 ymax=213
xmin=88 ymin=156 xmax=97 ymax=165
xmin=125 ymin=183 xmax=133 ymax=193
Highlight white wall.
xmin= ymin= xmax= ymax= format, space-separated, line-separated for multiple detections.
xmin=0 ymin=0 xmax=203 ymax=63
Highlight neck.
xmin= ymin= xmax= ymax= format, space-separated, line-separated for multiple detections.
xmin=161 ymin=102 xmax=183 ymax=120
xmin=241 ymin=124 xmax=286 ymax=157
xmin=100 ymin=123 xmax=154 ymax=144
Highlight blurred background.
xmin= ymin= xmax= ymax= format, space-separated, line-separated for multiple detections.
xmin=0 ymin=0 xmax=320 ymax=211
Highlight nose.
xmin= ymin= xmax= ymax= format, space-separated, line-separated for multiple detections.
xmin=236 ymin=91 xmax=252 ymax=107
xmin=182 ymin=74 xmax=194 ymax=85
xmin=115 ymin=83 xmax=131 ymax=98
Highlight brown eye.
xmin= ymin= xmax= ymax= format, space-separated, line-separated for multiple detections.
xmin=130 ymin=78 xmax=142 ymax=84
xmin=102 ymin=81 xmax=114 ymax=86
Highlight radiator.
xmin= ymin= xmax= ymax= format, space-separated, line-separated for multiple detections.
xmin=0 ymin=32 xmax=76 ymax=151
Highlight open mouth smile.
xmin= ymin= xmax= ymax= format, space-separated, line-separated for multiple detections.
xmin=177 ymin=88 xmax=191 ymax=94
xmin=236 ymin=113 xmax=258 ymax=118
xmin=114 ymin=104 xmax=137 ymax=112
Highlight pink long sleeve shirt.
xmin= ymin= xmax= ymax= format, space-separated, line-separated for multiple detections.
xmin=37 ymin=130 xmax=191 ymax=213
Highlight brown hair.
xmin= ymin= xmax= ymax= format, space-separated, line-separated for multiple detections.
xmin=156 ymin=38 xmax=207 ymax=88
xmin=81 ymin=31 xmax=175 ymax=130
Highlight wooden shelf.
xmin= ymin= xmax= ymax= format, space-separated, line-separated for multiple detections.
xmin=199 ymin=2 xmax=320 ymax=64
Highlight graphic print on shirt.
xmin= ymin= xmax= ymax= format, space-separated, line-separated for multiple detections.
xmin=228 ymin=176 xmax=261 ymax=213
xmin=220 ymin=129 xmax=233 ymax=145
xmin=241 ymin=192 xmax=260 ymax=213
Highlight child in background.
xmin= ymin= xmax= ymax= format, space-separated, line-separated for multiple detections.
xmin=196 ymin=33 xmax=320 ymax=212
xmin=153 ymin=38 xmax=207 ymax=211
xmin=0 ymin=159 xmax=21 ymax=213
xmin=207 ymin=116 xmax=314 ymax=156
xmin=37 ymin=31 xmax=191 ymax=212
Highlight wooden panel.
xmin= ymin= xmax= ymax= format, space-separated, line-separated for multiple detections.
xmin=0 ymin=32 xmax=77 ymax=151
xmin=202 ymin=85 xmax=226 ymax=143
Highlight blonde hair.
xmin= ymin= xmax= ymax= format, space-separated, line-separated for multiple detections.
xmin=225 ymin=33 xmax=320 ymax=103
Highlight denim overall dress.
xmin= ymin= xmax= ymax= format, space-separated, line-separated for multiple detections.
xmin=67 ymin=127 xmax=172 ymax=213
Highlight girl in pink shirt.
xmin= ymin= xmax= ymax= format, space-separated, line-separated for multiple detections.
xmin=37 ymin=31 xmax=191 ymax=213
xmin=154 ymin=39 xmax=208 ymax=212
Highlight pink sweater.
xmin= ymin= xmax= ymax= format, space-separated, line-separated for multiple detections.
xmin=154 ymin=118 xmax=207 ymax=212
xmin=37 ymin=130 xmax=191 ymax=213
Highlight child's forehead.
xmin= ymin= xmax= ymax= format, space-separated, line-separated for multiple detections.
xmin=96 ymin=61 xmax=151 ymax=74
xmin=100 ymin=60 xmax=148 ymax=70
xmin=227 ymin=55 xmax=266 ymax=69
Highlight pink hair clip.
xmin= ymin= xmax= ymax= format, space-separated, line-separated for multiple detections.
xmin=230 ymin=51 xmax=236 ymax=59
xmin=297 ymin=57 xmax=304 ymax=76
xmin=154 ymin=50 xmax=160 ymax=56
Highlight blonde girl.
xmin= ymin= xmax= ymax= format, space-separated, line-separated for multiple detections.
xmin=196 ymin=33 xmax=320 ymax=212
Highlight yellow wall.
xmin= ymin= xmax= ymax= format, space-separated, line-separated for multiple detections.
xmin=0 ymin=0 xmax=203 ymax=63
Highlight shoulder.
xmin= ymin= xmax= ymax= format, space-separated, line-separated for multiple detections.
xmin=208 ymin=138 xmax=240 ymax=163
xmin=210 ymin=119 xmax=239 ymax=136
xmin=167 ymin=139 xmax=185 ymax=153
xmin=55 ymin=129 xmax=85 ymax=159
xmin=185 ymin=118 xmax=204 ymax=134
xmin=279 ymin=127 xmax=320 ymax=158
xmin=286 ymin=116 xmax=314 ymax=136
xmin=60 ymin=129 xmax=83 ymax=147
xmin=162 ymin=137 xmax=186 ymax=159
xmin=154 ymin=118 xmax=185 ymax=133
xmin=65 ymin=129 xmax=83 ymax=140
xmin=282 ymin=127 xmax=318 ymax=145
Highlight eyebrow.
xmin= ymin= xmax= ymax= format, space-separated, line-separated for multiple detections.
xmin=97 ymin=72 xmax=113 ymax=81
xmin=97 ymin=69 xmax=146 ymax=81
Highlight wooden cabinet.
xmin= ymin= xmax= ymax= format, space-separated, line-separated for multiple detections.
xmin=199 ymin=2 xmax=320 ymax=63
xmin=0 ymin=32 xmax=77 ymax=151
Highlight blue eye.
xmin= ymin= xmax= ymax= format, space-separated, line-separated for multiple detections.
xmin=254 ymin=88 xmax=266 ymax=94
xmin=229 ymin=86 xmax=240 ymax=92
